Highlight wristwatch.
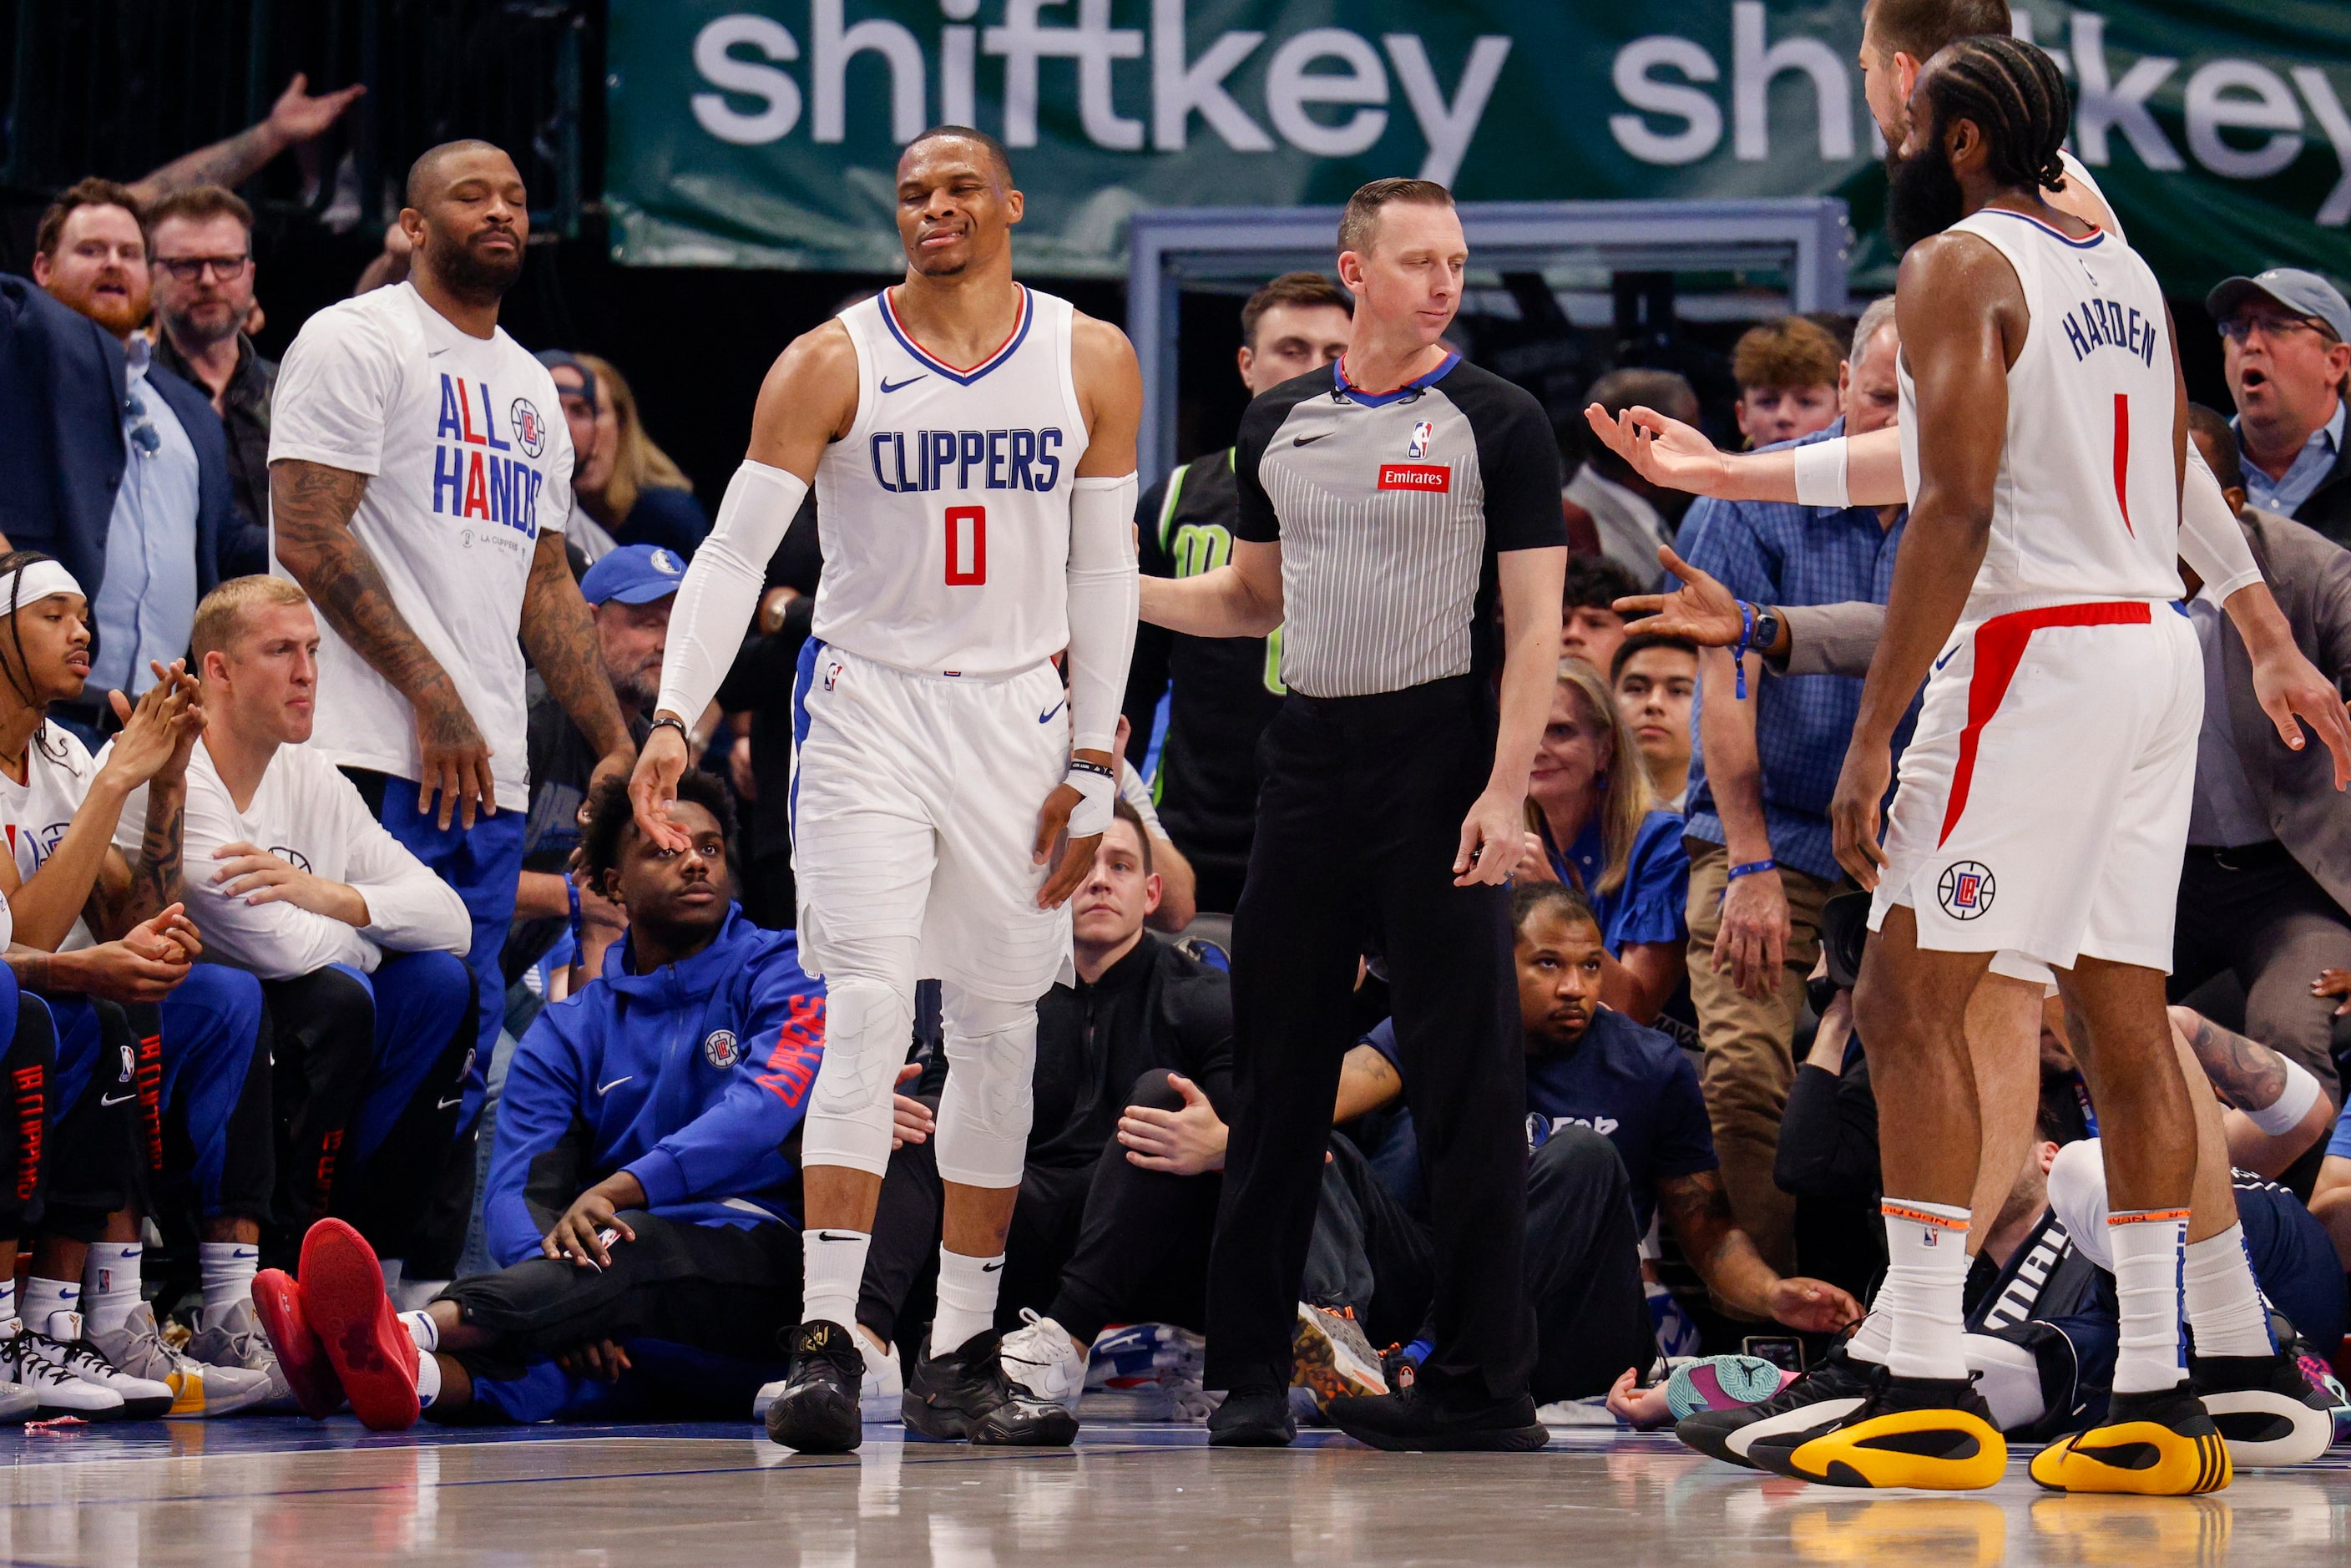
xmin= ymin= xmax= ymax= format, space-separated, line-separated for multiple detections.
xmin=1750 ymin=604 xmax=1784 ymax=658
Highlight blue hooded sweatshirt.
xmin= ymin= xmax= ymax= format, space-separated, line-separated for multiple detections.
xmin=483 ymin=905 xmax=824 ymax=1268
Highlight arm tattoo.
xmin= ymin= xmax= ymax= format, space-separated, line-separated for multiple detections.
xmin=134 ymin=123 xmax=280 ymax=201
xmin=5 ymin=946 xmax=52 ymax=994
xmin=1658 ymin=1169 xmax=1742 ymax=1277
xmin=519 ymin=534 xmax=632 ymax=756
xmin=88 ymin=779 xmax=178 ymax=939
xmin=270 ymin=460 xmax=463 ymax=713
xmin=2183 ymin=1011 xmax=2289 ymax=1111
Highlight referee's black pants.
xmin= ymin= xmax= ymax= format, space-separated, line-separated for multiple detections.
xmin=1206 ymin=675 xmax=1536 ymax=1404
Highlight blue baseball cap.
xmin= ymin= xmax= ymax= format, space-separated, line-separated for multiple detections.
xmin=579 ymin=544 xmax=686 ymax=606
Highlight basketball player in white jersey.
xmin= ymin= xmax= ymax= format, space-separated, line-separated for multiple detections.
xmin=1585 ymin=0 xmax=2350 ymax=1482
xmin=629 ymin=126 xmax=1140 ymax=1454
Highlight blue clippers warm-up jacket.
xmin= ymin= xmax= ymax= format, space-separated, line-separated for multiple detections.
xmin=483 ymin=906 xmax=825 ymax=1268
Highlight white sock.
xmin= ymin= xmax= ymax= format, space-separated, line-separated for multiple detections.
xmin=399 ymin=1310 xmax=440 ymax=1354
xmin=2182 ymin=1222 xmax=2275 ymax=1359
xmin=199 ymin=1242 xmax=260 ymax=1319
xmin=82 ymin=1242 xmax=142 ymax=1336
xmin=802 ymin=1228 xmax=872 ymax=1333
xmin=1878 ymin=1199 xmax=1972 ymax=1381
xmin=1846 ymin=1308 xmax=1893 ymax=1365
xmin=413 ymin=1348 xmax=442 ymax=1409
xmin=2109 ymin=1209 xmax=2189 ymax=1393
xmin=0 ymin=1277 xmax=17 ymax=1331
xmin=23 ymin=1277 xmax=78 ymax=1330
xmin=931 ymin=1248 xmax=1004 ymax=1355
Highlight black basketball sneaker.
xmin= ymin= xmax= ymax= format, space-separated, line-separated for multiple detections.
xmin=1675 ymin=1343 xmax=1878 ymax=1469
xmin=765 ymin=1320 xmax=865 ymax=1454
xmin=2190 ymin=1350 xmax=2336 ymax=1467
xmin=902 ymin=1328 xmax=1078 ymax=1446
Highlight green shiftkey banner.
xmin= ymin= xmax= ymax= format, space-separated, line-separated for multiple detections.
xmin=605 ymin=1 xmax=2351 ymax=291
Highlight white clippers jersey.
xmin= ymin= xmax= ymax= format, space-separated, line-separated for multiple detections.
xmin=1899 ymin=208 xmax=2184 ymax=620
xmin=814 ymin=286 xmax=1090 ymax=677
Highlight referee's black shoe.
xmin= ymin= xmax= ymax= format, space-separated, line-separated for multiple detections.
xmin=765 ymin=1320 xmax=864 ymax=1454
xmin=1206 ymin=1384 xmax=1297 ymax=1447
xmin=903 ymin=1328 xmax=1078 ymax=1446
xmin=1323 ymin=1385 xmax=1550 ymax=1453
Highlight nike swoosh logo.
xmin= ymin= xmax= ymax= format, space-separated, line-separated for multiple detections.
xmin=1039 ymin=697 xmax=1066 ymax=724
xmin=99 ymin=1093 xmax=135 ymax=1107
xmin=1291 ymin=432 xmax=1329 ymax=446
xmin=816 ymin=1232 xmax=862 ymax=1242
xmin=598 ymin=1076 xmax=634 ymax=1095
xmin=879 ymin=374 xmax=928 ymax=393
xmin=1934 ymin=646 xmax=1959 ymax=670
xmin=981 ymin=1261 xmax=1004 ymax=1273
xmin=428 ymin=346 xmax=452 ymax=357
xmin=437 ymin=1095 xmax=464 ymax=1110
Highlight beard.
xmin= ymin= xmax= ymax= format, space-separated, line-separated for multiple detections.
xmin=428 ymin=226 xmax=523 ymax=301
xmin=1885 ymin=135 xmax=1967 ymax=255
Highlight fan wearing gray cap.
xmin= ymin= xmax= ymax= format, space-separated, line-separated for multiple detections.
xmin=2207 ymin=268 xmax=2351 ymax=545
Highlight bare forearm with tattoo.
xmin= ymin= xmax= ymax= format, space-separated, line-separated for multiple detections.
xmin=521 ymin=534 xmax=631 ymax=758
xmin=2181 ymin=1010 xmax=2289 ymax=1111
xmin=5 ymin=946 xmax=53 ymax=993
xmin=106 ymin=779 xmax=186 ymax=933
xmin=271 ymin=460 xmax=467 ymax=716
xmin=1660 ymin=1170 xmax=1775 ymax=1318
xmin=132 ymin=123 xmax=286 ymax=204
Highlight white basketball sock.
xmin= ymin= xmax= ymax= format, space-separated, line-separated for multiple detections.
xmin=399 ymin=1310 xmax=440 ymax=1354
xmin=23 ymin=1277 xmax=78 ymax=1328
xmin=802 ymin=1227 xmax=872 ymax=1333
xmin=2182 ymin=1222 xmax=2276 ymax=1359
xmin=2109 ymin=1209 xmax=2189 ymax=1393
xmin=82 ymin=1242 xmax=142 ymax=1336
xmin=1878 ymin=1199 xmax=1972 ymax=1381
xmin=931 ymin=1248 xmax=1004 ymax=1355
xmin=199 ymin=1242 xmax=260 ymax=1318
xmin=413 ymin=1349 xmax=442 ymax=1409
xmin=1846 ymin=1308 xmax=1893 ymax=1365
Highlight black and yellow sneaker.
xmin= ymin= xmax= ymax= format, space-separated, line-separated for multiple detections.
xmin=2029 ymin=1381 xmax=2231 ymax=1495
xmin=2189 ymin=1351 xmax=2334 ymax=1467
xmin=1747 ymin=1368 xmax=2006 ymax=1490
xmin=1676 ymin=1343 xmax=1877 ymax=1470
xmin=764 ymin=1320 xmax=865 ymax=1454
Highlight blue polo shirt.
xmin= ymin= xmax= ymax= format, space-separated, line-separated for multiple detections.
xmin=1367 ymin=1006 xmax=1716 ymax=1233
xmin=1540 ymin=807 xmax=1691 ymax=953
xmin=1679 ymin=421 xmax=1908 ymax=883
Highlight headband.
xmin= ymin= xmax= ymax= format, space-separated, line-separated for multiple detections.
xmin=0 ymin=561 xmax=83 ymax=612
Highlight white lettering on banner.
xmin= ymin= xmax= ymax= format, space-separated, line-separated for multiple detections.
xmin=814 ymin=0 xmax=926 ymax=143
xmin=691 ymin=15 xmax=803 ymax=144
xmin=2294 ymin=68 xmax=2351 ymax=226
xmin=1610 ymin=36 xmax=1723 ymax=165
xmin=987 ymin=0 xmax=1145 ymax=149
xmin=2186 ymin=60 xmax=2303 ymax=180
xmin=1265 ymin=28 xmax=1388 ymax=158
xmin=1152 ymin=0 xmax=1268 ymax=151
xmin=1732 ymin=2 xmax=1852 ymax=161
xmin=1385 ymin=34 xmax=1511 ymax=185
xmin=2070 ymin=11 xmax=2183 ymax=169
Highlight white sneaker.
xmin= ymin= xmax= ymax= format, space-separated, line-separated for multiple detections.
xmin=4 ymin=1316 xmax=133 ymax=1419
xmin=20 ymin=1316 xmax=163 ymax=1419
xmin=88 ymin=1302 xmax=277 ymax=1418
xmin=1000 ymin=1309 xmax=1087 ymax=1415
xmin=188 ymin=1299 xmax=296 ymax=1410
xmin=753 ymin=1333 xmax=905 ymax=1425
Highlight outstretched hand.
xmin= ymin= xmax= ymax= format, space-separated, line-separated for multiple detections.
xmin=2246 ymin=640 xmax=2351 ymax=790
xmin=628 ymin=723 xmax=692 ymax=852
xmin=269 ymin=73 xmax=367 ymax=145
xmin=1581 ymin=403 xmax=1732 ymax=498
xmin=1767 ymin=1275 xmax=1864 ymax=1334
xmin=1611 ymin=547 xmax=1747 ymax=646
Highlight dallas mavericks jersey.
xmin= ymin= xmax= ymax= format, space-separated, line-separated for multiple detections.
xmin=1898 ymin=207 xmax=2185 ymax=619
xmin=814 ymin=286 xmax=1091 ymax=677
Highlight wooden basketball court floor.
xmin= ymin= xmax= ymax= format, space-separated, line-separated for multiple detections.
xmin=1 ymin=1413 xmax=2344 ymax=1565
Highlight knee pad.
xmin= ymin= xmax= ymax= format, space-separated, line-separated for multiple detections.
xmin=933 ymin=991 xmax=1036 ymax=1189
xmin=801 ymin=953 xmax=918 ymax=1179
xmin=2043 ymin=1137 xmax=2112 ymax=1271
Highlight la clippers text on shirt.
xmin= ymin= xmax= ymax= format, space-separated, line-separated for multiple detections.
xmin=431 ymin=374 xmax=550 ymax=537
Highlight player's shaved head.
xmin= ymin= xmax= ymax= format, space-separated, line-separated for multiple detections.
xmin=406 ymin=139 xmax=513 ymax=210
xmin=902 ymin=125 xmax=1014 ymax=188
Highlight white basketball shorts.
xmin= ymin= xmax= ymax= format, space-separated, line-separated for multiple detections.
xmin=1868 ymin=599 xmax=2200 ymax=974
xmin=789 ymin=638 xmax=1074 ymax=1001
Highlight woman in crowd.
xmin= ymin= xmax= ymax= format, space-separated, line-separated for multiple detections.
xmin=569 ymin=353 xmax=708 ymax=559
xmin=1611 ymin=633 xmax=1697 ymax=811
xmin=1519 ymin=660 xmax=1690 ymax=1024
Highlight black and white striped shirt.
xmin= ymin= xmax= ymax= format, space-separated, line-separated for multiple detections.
xmin=1232 ymin=354 xmax=1563 ymax=698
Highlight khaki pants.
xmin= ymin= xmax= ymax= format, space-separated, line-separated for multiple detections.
xmin=1683 ymin=841 xmax=1838 ymax=1277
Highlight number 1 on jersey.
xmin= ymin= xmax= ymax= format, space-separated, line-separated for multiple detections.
xmin=945 ymin=505 xmax=987 ymax=584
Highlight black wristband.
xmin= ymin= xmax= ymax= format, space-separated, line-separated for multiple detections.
xmin=650 ymin=714 xmax=690 ymax=746
xmin=1068 ymin=757 xmax=1115 ymax=782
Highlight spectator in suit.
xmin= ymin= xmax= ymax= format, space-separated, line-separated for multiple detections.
xmin=1565 ymin=370 xmax=1699 ymax=582
xmin=146 ymin=186 xmax=276 ymax=579
xmin=2207 ymin=269 xmax=2351 ymax=545
xmin=3 ymin=180 xmax=230 ymax=741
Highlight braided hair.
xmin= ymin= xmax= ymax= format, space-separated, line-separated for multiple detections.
xmin=1918 ymin=34 xmax=2071 ymax=194
xmin=0 ymin=549 xmax=78 ymax=766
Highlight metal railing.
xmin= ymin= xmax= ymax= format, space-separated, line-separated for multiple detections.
xmin=0 ymin=0 xmax=593 ymax=237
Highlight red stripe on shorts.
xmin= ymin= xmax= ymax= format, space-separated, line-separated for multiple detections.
xmin=1938 ymin=599 xmax=2153 ymax=848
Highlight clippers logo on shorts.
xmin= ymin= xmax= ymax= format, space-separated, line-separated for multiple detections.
xmin=432 ymin=374 xmax=547 ymax=539
xmin=1407 ymin=420 xmax=1433 ymax=459
xmin=704 ymin=1029 xmax=741 ymax=1070
xmin=1377 ymin=463 xmax=1450 ymax=493
xmin=1938 ymin=861 xmax=1997 ymax=920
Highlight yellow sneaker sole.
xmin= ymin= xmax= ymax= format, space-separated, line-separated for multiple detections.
xmin=2030 ymin=1421 xmax=2231 ymax=1495
xmin=1777 ymin=1406 xmax=2008 ymax=1490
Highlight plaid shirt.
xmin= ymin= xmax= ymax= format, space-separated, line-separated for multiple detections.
xmin=1681 ymin=422 xmax=1908 ymax=883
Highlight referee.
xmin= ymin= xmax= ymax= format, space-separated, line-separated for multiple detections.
xmin=1138 ymin=179 xmax=1567 ymax=1451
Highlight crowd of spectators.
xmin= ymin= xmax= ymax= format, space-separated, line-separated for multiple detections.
xmin=0 ymin=99 xmax=2343 ymax=1448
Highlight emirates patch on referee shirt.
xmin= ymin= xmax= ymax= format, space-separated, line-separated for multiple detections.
xmin=1378 ymin=463 xmax=1450 ymax=492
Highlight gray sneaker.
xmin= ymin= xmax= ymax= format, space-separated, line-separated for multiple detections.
xmin=86 ymin=1303 xmax=276 ymax=1418
xmin=187 ymin=1299 xmax=296 ymax=1410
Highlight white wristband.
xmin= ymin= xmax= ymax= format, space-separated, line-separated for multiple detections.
xmin=1792 ymin=437 xmax=1850 ymax=509
xmin=2243 ymin=1055 xmax=2323 ymax=1136
xmin=1066 ymin=769 xmax=1116 ymax=838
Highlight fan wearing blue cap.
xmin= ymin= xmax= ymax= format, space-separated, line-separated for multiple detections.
xmin=504 ymin=545 xmax=678 ymax=994
xmin=2207 ymin=268 xmax=2351 ymax=543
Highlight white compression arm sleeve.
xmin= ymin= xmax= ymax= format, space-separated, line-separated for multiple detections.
xmin=1792 ymin=437 xmax=1850 ymax=509
xmin=2180 ymin=440 xmax=2263 ymax=601
xmin=1065 ymin=473 xmax=1140 ymax=756
xmin=654 ymin=460 xmax=809 ymax=724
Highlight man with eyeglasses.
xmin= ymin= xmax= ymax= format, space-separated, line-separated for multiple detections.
xmin=1 ymin=178 xmax=231 ymax=746
xmin=2208 ymin=268 xmax=2351 ymax=548
xmin=149 ymin=185 xmax=276 ymax=579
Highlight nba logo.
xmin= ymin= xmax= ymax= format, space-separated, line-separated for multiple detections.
xmin=1408 ymin=420 xmax=1433 ymax=459
xmin=823 ymin=660 xmax=843 ymax=692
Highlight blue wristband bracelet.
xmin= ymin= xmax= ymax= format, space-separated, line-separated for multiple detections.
xmin=567 ymin=877 xmax=584 ymax=948
xmin=1732 ymin=601 xmax=1753 ymax=701
xmin=1726 ymin=858 xmax=1777 ymax=881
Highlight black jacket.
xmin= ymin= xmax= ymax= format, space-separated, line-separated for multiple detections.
xmin=1026 ymin=933 xmax=1235 ymax=1172
xmin=2288 ymin=438 xmax=2351 ymax=550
